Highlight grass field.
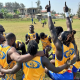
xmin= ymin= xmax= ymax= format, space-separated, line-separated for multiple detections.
xmin=0 ymin=18 xmax=80 ymax=80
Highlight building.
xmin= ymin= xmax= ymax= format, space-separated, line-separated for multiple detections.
xmin=18 ymin=7 xmax=38 ymax=15
xmin=55 ymin=14 xmax=64 ymax=19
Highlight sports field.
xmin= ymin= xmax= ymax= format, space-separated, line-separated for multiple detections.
xmin=0 ymin=18 xmax=80 ymax=80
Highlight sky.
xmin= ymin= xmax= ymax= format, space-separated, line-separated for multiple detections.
xmin=1 ymin=0 xmax=80 ymax=14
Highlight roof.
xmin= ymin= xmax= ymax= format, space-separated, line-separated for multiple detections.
xmin=41 ymin=10 xmax=52 ymax=13
xmin=27 ymin=7 xmax=38 ymax=9
xmin=41 ymin=10 xmax=47 ymax=13
xmin=57 ymin=15 xmax=63 ymax=17
xmin=55 ymin=14 xmax=59 ymax=16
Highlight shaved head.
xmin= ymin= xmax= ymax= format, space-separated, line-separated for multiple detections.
xmin=6 ymin=33 xmax=16 ymax=40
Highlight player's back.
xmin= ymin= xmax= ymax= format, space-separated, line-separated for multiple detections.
xmin=41 ymin=35 xmax=51 ymax=49
xmin=55 ymin=42 xmax=75 ymax=74
xmin=22 ymin=56 xmax=45 ymax=80
xmin=0 ymin=45 xmax=16 ymax=80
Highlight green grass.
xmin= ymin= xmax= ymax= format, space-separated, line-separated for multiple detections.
xmin=0 ymin=19 xmax=80 ymax=79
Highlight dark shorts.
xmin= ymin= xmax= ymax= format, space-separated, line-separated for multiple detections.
xmin=72 ymin=66 xmax=78 ymax=73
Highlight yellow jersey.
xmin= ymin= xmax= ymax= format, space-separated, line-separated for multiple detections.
xmin=51 ymin=42 xmax=56 ymax=54
xmin=28 ymin=32 xmax=37 ymax=41
xmin=0 ymin=45 xmax=16 ymax=80
xmin=22 ymin=56 xmax=45 ymax=80
xmin=15 ymin=40 xmax=22 ymax=49
xmin=41 ymin=35 xmax=51 ymax=50
xmin=55 ymin=43 xmax=75 ymax=74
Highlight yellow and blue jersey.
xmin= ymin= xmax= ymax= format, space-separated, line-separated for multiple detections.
xmin=26 ymin=32 xmax=38 ymax=41
xmin=55 ymin=42 xmax=75 ymax=74
xmin=22 ymin=56 xmax=45 ymax=80
xmin=41 ymin=35 xmax=51 ymax=50
xmin=15 ymin=40 xmax=23 ymax=49
xmin=0 ymin=45 xmax=16 ymax=80
xmin=51 ymin=42 xmax=56 ymax=54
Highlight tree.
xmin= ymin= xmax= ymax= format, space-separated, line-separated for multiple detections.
xmin=0 ymin=8 xmax=8 ymax=18
xmin=52 ymin=10 xmax=56 ymax=14
xmin=68 ymin=8 xmax=71 ymax=14
xmin=13 ymin=2 xmax=20 ymax=10
xmin=14 ymin=9 xmax=20 ymax=15
xmin=0 ymin=3 xmax=3 ymax=9
xmin=77 ymin=3 xmax=80 ymax=18
xmin=5 ymin=2 xmax=13 ymax=12
xmin=36 ymin=0 xmax=40 ymax=8
xmin=36 ymin=0 xmax=42 ymax=13
xmin=20 ymin=3 xmax=25 ymax=8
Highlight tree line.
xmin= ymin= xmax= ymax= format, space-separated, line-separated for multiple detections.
xmin=0 ymin=2 xmax=25 ymax=12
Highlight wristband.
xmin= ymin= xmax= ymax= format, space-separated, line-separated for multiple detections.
xmin=65 ymin=12 xmax=69 ymax=17
xmin=67 ymin=60 xmax=71 ymax=65
xmin=48 ymin=12 xmax=51 ymax=16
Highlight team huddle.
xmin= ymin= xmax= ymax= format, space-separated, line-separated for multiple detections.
xmin=0 ymin=1 xmax=80 ymax=80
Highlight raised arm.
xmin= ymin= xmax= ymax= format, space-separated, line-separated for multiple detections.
xmin=63 ymin=2 xmax=72 ymax=31
xmin=0 ymin=63 xmax=21 ymax=74
xmin=45 ymin=1 xmax=62 ymax=50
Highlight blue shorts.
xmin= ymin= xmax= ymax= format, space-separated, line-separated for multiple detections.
xmin=72 ymin=66 xmax=78 ymax=73
xmin=22 ymin=74 xmax=25 ymax=80
xmin=48 ymin=70 xmax=73 ymax=80
xmin=43 ymin=46 xmax=52 ymax=53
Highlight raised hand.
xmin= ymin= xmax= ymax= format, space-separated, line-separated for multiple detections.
xmin=63 ymin=2 xmax=69 ymax=12
xmin=45 ymin=0 xmax=51 ymax=12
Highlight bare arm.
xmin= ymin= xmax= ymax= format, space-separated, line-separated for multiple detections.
xmin=45 ymin=2 xmax=62 ymax=50
xmin=66 ymin=17 xmax=72 ymax=31
xmin=42 ymin=56 xmax=69 ymax=73
xmin=45 ymin=1 xmax=62 ymax=60
xmin=35 ymin=33 xmax=40 ymax=44
xmin=0 ymin=63 xmax=21 ymax=74
xmin=8 ymin=47 xmax=34 ymax=63
xmin=25 ymin=34 xmax=30 ymax=45
xmin=71 ymin=40 xmax=78 ymax=65
xmin=64 ymin=2 xmax=72 ymax=31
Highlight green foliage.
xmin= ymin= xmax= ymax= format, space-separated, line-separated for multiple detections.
xmin=0 ymin=8 xmax=8 ymax=18
xmin=68 ymin=8 xmax=71 ymax=14
xmin=14 ymin=9 xmax=20 ymax=15
xmin=5 ymin=14 xmax=13 ymax=18
xmin=77 ymin=4 xmax=80 ymax=18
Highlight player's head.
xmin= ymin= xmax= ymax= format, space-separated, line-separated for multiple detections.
xmin=40 ymin=32 xmax=45 ymax=39
xmin=6 ymin=33 xmax=16 ymax=46
xmin=27 ymin=40 xmax=38 ymax=56
xmin=0 ymin=25 xmax=5 ymax=34
xmin=58 ymin=30 xmax=76 ymax=45
xmin=55 ymin=26 xmax=63 ymax=37
xmin=29 ymin=25 xmax=34 ymax=32
xmin=0 ymin=34 xmax=5 ymax=44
